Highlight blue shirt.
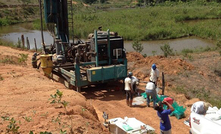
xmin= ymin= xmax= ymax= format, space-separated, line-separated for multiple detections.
xmin=157 ymin=109 xmax=172 ymax=131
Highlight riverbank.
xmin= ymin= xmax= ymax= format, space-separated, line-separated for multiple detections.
xmin=1 ymin=1 xmax=221 ymax=42
xmin=0 ymin=0 xmax=39 ymax=26
xmin=1 ymin=44 xmax=221 ymax=133
xmin=73 ymin=2 xmax=221 ymax=41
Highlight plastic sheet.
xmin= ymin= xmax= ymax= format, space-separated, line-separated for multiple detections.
xmin=170 ymin=102 xmax=186 ymax=119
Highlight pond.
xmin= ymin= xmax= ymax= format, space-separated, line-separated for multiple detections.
xmin=0 ymin=23 xmax=216 ymax=56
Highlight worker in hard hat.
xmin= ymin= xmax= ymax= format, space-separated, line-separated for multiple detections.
xmin=124 ymin=72 xmax=134 ymax=107
xmin=130 ymin=72 xmax=139 ymax=96
xmin=149 ymin=63 xmax=160 ymax=86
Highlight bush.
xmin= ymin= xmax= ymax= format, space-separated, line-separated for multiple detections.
xmin=160 ymin=44 xmax=174 ymax=57
xmin=132 ymin=40 xmax=143 ymax=53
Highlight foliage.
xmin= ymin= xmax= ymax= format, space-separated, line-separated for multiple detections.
xmin=0 ymin=18 xmax=9 ymax=26
xmin=181 ymin=49 xmax=193 ymax=57
xmin=73 ymin=2 xmax=221 ymax=41
xmin=0 ymin=74 xmax=3 ymax=81
xmin=50 ymin=89 xmax=63 ymax=104
xmin=49 ymin=90 xmax=69 ymax=111
xmin=0 ymin=57 xmax=16 ymax=64
xmin=160 ymin=44 xmax=174 ymax=57
xmin=172 ymin=85 xmax=221 ymax=108
xmin=0 ymin=39 xmax=15 ymax=48
xmin=18 ymin=53 xmax=28 ymax=63
xmin=132 ymin=40 xmax=143 ymax=53
xmin=19 ymin=0 xmax=31 ymax=5
xmin=23 ymin=116 xmax=32 ymax=122
xmin=1 ymin=116 xmax=20 ymax=133
xmin=16 ymin=38 xmax=22 ymax=48
xmin=152 ymin=51 xmax=157 ymax=56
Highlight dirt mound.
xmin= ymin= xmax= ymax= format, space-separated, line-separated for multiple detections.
xmin=127 ymin=52 xmax=194 ymax=80
xmin=0 ymin=46 xmax=107 ymax=133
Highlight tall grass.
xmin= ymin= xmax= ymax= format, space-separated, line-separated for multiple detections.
xmin=172 ymin=86 xmax=221 ymax=108
xmin=73 ymin=2 xmax=221 ymax=41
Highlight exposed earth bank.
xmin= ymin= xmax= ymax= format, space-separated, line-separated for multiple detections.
xmin=1 ymin=45 xmax=221 ymax=133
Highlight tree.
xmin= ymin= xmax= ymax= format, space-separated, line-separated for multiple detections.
xmin=132 ymin=40 xmax=144 ymax=53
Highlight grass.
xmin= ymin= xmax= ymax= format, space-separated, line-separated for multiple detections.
xmin=18 ymin=53 xmax=28 ymax=63
xmin=71 ymin=1 xmax=221 ymax=41
xmin=0 ymin=39 xmax=16 ymax=48
xmin=0 ymin=53 xmax=28 ymax=65
xmin=0 ymin=6 xmax=38 ymax=26
xmin=172 ymin=86 xmax=221 ymax=108
xmin=0 ymin=56 xmax=16 ymax=64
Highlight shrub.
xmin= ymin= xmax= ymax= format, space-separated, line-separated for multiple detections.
xmin=132 ymin=40 xmax=143 ymax=53
xmin=160 ymin=44 xmax=174 ymax=57
xmin=18 ymin=53 xmax=28 ymax=63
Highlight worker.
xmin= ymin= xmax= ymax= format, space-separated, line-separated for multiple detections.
xmin=149 ymin=63 xmax=160 ymax=86
xmin=154 ymin=100 xmax=174 ymax=134
xmin=191 ymin=101 xmax=212 ymax=115
xmin=145 ymin=81 xmax=157 ymax=107
xmin=124 ymin=72 xmax=134 ymax=107
xmin=130 ymin=72 xmax=139 ymax=96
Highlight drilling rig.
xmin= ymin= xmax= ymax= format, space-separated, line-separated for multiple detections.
xmin=32 ymin=0 xmax=127 ymax=92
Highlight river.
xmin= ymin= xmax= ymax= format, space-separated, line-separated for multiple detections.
xmin=0 ymin=23 xmax=216 ymax=56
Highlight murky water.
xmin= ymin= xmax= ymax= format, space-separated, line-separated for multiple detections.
xmin=0 ymin=23 xmax=216 ymax=56
xmin=125 ymin=37 xmax=215 ymax=56
xmin=0 ymin=23 xmax=53 ymax=50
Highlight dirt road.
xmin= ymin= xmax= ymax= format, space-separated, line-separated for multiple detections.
xmin=0 ymin=45 xmax=197 ymax=133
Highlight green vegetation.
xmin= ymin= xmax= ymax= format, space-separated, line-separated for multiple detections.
xmin=0 ymin=90 xmax=73 ymax=133
xmin=49 ymin=89 xmax=69 ymax=111
xmin=22 ymin=116 xmax=32 ymax=122
xmin=18 ymin=53 xmax=28 ymax=63
xmin=0 ymin=56 xmax=16 ymax=64
xmin=0 ymin=39 xmax=16 ymax=48
xmin=1 ymin=116 xmax=20 ymax=133
xmin=0 ymin=3 xmax=38 ymax=26
xmin=72 ymin=1 xmax=221 ymax=42
xmin=160 ymin=44 xmax=174 ymax=57
xmin=180 ymin=45 xmax=217 ymax=58
xmin=49 ymin=90 xmax=72 ymax=133
xmin=132 ymin=40 xmax=143 ymax=53
xmin=172 ymin=86 xmax=221 ymax=108
xmin=0 ymin=53 xmax=28 ymax=65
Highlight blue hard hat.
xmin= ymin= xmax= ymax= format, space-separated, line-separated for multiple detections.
xmin=152 ymin=64 xmax=156 ymax=70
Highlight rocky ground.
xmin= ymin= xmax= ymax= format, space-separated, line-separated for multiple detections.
xmin=0 ymin=45 xmax=221 ymax=133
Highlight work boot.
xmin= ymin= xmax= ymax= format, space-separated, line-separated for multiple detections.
xmin=130 ymin=100 xmax=133 ymax=107
xmin=126 ymin=100 xmax=130 ymax=106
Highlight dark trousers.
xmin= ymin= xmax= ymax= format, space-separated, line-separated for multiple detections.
xmin=125 ymin=90 xmax=133 ymax=100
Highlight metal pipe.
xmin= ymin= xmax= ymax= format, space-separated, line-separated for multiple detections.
xmin=72 ymin=44 xmax=87 ymax=49
xmin=86 ymin=52 xmax=96 ymax=56
xmin=94 ymin=30 xmax=98 ymax=67
xmin=107 ymin=29 xmax=111 ymax=65
xmin=39 ymin=0 xmax=46 ymax=53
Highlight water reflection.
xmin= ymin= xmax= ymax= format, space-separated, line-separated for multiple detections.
xmin=125 ymin=37 xmax=215 ymax=56
xmin=0 ymin=23 xmax=53 ymax=50
xmin=0 ymin=23 xmax=215 ymax=56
